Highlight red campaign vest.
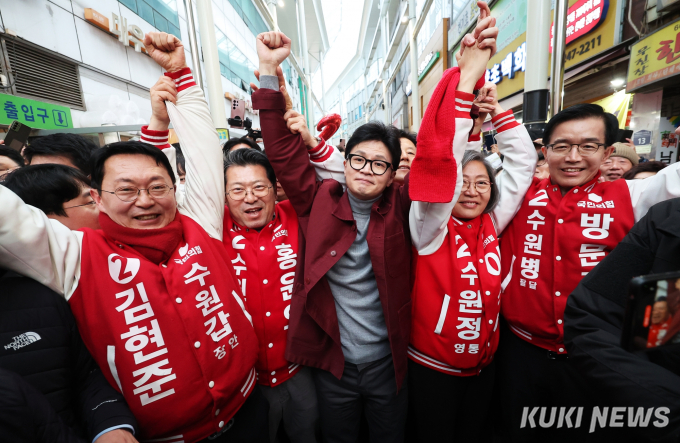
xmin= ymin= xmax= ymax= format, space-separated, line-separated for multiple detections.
xmin=409 ymin=214 xmax=502 ymax=376
xmin=222 ymin=200 xmax=301 ymax=387
xmin=70 ymin=215 xmax=259 ymax=443
xmin=500 ymin=175 xmax=635 ymax=353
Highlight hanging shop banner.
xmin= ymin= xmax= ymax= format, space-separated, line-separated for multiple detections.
xmin=0 ymin=93 xmax=72 ymax=130
xmin=629 ymin=90 xmax=662 ymax=157
xmin=627 ymin=19 xmax=680 ymax=93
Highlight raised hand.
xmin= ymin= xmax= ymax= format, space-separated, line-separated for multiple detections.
xmin=475 ymin=82 xmax=503 ymax=117
xmin=456 ymin=2 xmax=498 ymax=92
xmin=144 ymin=32 xmax=187 ymax=73
xmin=256 ymin=31 xmax=291 ymax=76
xmin=148 ymin=76 xmax=178 ymax=130
xmin=284 ymin=109 xmax=317 ymax=149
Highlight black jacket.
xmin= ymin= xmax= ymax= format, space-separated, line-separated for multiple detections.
xmin=0 ymin=272 xmax=137 ymax=441
xmin=565 ymin=198 xmax=680 ymax=443
xmin=0 ymin=367 xmax=84 ymax=443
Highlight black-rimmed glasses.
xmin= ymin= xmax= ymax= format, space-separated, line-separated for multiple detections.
xmin=347 ymin=154 xmax=392 ymax=175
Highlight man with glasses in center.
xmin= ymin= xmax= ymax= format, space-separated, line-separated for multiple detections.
xmin=495 ymin=103 xmax=680 ymax=441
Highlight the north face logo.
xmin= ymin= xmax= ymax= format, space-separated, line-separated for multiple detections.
xmin=108 ymin=254 xmax=140 ymax=284
xmin=4 ymin=332 xmax=41 ymax=351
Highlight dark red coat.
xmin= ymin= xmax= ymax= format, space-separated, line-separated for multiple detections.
xmin=253 ymin=89 xmax=412 ymax=390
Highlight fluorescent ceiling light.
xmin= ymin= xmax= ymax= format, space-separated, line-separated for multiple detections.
xmin=610 ymin=78 xmax=625 ymax=87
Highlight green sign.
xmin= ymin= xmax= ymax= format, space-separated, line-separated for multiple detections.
xmin=418 ymin=51 xmax=441 ymax=83
xmin=0 ymin=93 xmax=73 ymax=129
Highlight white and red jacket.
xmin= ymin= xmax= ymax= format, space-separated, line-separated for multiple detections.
xmin=222 ymin=202 xmax=300 ymax=387
xmin=408 ymin=97 xmax=537 ymax=376
xmin=0 ymin=69 xmax=260 ymax=442
xmin=141 ymin=82 xmax=346 ymax=390
xmin=501 ymin=147 xmax=680 ymax=354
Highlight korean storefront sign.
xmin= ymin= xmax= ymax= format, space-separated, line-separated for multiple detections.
xmin=485 ymin=0 xmax=620 ymax=100
xmin=418 ymin=52 xmax=441 ymax=82
xmin=1 ymin=93 xmax=72 ymax=130
xmin=549 ymin=0 xmax=609 ymax=53
xmin=627 ymin=19 xmax=680 ymax=92
xmin=84 ymin=8 xmax=146 ymax=53
xmin=449 ymin=0 xmax=480 ymax=51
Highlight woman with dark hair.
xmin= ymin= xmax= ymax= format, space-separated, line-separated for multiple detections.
xmin=407 ymin=76 xmax=536 ymax=441
xmin=622 ymin=160 xmax=667 ymax=180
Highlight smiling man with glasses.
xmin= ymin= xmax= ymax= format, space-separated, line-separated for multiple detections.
xmin=495 ymin=103 xmax=680 ymax=441
xmin=252 ymin=28 xmax=412 ymax=441
xmin=218 ymin=146 xmax=345 ymax=443
xmin=0 ymin=32 xmax=274 ymax=443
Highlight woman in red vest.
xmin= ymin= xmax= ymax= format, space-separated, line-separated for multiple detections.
xmin=406 ymin=10 xmax=537 ymax=438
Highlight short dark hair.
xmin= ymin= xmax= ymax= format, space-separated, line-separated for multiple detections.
xmin=461 ymin=150 xmax=500 ymax=214
xmin=91 ymin=141 xmax=176 ymax=193
xmin=24 ymin=133 xmax=98 ymax=175
xmin=345 ymin=122 xmax=401 ymax=167
xmin=396 ymin=129 xmax=417 ymax=148
xmin=622 ymin=160 xmax=667 ymax=180
xmin=223 ymin=137 xmax=261 ymax=155
xmin=176 ymin=154 xmax=186 ymax=176
xmin=224 ymin=147 xmax=276 ymax=187
xmin=543 ymin=104 xmax=618 ymax=148
xmin=0 ymin=146 xmax=25 ymax=169
xmin=3 ymin=164 xmax=90 ymax=217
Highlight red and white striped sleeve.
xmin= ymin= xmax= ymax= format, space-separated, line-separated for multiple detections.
xmin=164 ymin=67 xmax=197 ymax=92
xmin=140 ymin=126 xmax=171 ymax=149
xmin=454 ymin=91 xmax=475 ymax=119
xmin=491 ymin=110 xmax=521 ymax=133
xmin=307 ymin=140 xmax=333 ymax=163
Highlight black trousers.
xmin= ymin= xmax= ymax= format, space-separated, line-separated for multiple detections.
xmin=494 ymin=322 xmax=597 ymax=443
xmin=201 ymin=386 xmax=270 ymax=443
xmin=407 ymin=358 xmax=495 ymax=443
xmin=312 ymin=355 xmax=408 ymax=443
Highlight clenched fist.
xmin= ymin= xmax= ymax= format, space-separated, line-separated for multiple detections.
xmin=144 ymin=32 xmax=187 ymax=73
xmin=256 ymin=31 xmax=291 ymax=76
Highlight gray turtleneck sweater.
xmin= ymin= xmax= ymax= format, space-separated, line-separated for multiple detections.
xmin=325 ymin=191 xmax=391 ymax=365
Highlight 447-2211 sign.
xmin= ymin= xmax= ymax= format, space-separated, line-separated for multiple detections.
xmin=1 ymin=94 xmax=72 ymax=130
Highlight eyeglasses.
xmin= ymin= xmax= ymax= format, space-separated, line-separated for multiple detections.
xmin=347 ymin=154 xmax=392 ymax=176
xmin=227 ymin=185 xmax=272 ymax=201
xmin=462 ymin=180 xmax=492 ymax=193
xmin=64 ymin=200 xmax=96 ymax=209
xmin=101 ymin=184 xmax=174 ymax=202
xmin=545 ymin=143 xmax=606 ymax=157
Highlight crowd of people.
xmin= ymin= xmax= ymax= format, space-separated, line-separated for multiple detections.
xmin=1 ymin=2 xmax=680 ymax=443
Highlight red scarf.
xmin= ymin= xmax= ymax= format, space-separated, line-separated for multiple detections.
xmin=98 ymin=212 xmax=183 ymax=264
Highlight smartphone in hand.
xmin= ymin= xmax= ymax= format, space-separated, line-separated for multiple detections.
xmin=622 ymin=272 xmax=680 ymax=351
xmin=4 ymin=121 xmax=32 ymax=152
